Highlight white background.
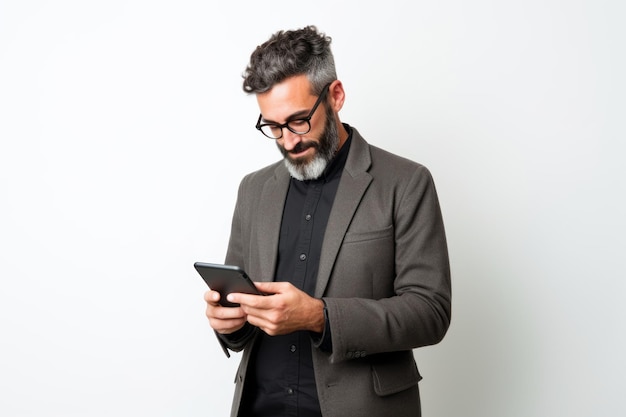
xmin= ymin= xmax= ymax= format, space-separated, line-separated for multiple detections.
xmin=1 ymin=1 xmax=624 ymax=416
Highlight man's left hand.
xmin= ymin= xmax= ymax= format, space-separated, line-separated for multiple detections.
xmin=226 ymin=282 xmax=325 ymax=336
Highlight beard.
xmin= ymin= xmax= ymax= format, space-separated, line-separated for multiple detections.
xmin=277 ymin=105 xmax=340 ymax=181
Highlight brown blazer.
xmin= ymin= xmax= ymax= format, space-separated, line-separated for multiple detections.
xmin=220 ymin=127 xmax=451 ymax=417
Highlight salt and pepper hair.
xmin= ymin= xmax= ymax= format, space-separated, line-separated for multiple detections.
xmin=242 ymin=25 xmax=337 ymax=96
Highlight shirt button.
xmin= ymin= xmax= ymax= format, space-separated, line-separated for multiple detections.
xmin=299 ymin=253 xmax=307 ymax=261
xmin=287 ymin=388 xmax=294 ymax=395
xmin=290 ymin=344 xmax=297 ymax=353
xmin=305 ymin=214 xmax=312 ymax=221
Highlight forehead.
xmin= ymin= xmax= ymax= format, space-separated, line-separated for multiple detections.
xmin=256 ymin=75 xmax=316 ymax=122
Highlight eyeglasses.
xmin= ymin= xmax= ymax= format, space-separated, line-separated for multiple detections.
xmin=255 ymin=83 xmax=331 ymax=139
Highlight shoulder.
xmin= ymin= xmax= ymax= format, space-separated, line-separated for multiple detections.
xmin=239 ymin=160 xmax=285 ymax=188
xmin=370 ymin=144 xmax=429 ymax=172
xmin=350 ymin=127 xmax=433 ymax=181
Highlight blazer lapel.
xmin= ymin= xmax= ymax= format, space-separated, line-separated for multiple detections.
xmin=315 ymin=129 xmax=372 ymax=298
xmin=256 ymin=163 xmax=290 ymax=282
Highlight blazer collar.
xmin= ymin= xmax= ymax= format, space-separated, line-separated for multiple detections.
xmin=256 ymin=162 xmax=290 ymax=282
xmin=315 ymin=127 xmax=372 ymax=297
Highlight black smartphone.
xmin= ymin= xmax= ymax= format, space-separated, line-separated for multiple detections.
xmin=194 ymin=262 xmax=262 ymax=307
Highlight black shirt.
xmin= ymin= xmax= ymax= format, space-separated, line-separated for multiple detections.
xmin=240 ymin=127 xmax=353 ymax=417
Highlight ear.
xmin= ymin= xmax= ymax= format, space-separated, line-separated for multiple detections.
xmin=327 ymin=80 xmax=346 ymax=112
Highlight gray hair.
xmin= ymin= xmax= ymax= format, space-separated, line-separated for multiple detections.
xmin=242 ymin=26 xmax=337 ymax=95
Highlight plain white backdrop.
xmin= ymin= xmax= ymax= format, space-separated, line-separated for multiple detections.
xmin=1 ymin=1 xmax=624 ymax=416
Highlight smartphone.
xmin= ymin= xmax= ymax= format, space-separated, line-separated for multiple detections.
xmin=194 ymin=262 xmax=262 ymax=307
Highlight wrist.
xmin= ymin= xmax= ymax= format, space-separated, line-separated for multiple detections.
xmin=309 ymin=298 xmax=326 ymax=333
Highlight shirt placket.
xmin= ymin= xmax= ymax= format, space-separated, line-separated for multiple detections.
xmin=285 ymin=181 xmax=323 ymax=414
xmin=293 ymin=182 xmax=323 ymax=294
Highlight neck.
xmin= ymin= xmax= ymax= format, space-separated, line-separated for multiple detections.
xmin=335 ymin=120 xmax=349 ymax=151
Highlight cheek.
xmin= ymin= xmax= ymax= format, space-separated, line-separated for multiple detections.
xmin=306 ymin=116 xmax=329 ymax=142
xmin=275 ymin=141 xmax=288 ymax=155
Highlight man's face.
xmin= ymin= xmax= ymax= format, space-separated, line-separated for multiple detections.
xmin=256 ymin=75 xmax=339 ymax=181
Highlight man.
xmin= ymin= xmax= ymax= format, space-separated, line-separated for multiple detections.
xmin=204 ymin=26 xmax=451 ymax=417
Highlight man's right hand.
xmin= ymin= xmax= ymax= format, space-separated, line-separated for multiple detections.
xmin=204 ymin=290 xmax=248 ymax=334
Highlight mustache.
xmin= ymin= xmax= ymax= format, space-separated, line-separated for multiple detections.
xmin=290 ymin=141 xmax=319 ymax=154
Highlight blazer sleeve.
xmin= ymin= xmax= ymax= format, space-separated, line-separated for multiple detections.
xmin=213 ymin=176 xmax=258 ymax=356
xmin=323 ymin=165 xmax=452 ymax=364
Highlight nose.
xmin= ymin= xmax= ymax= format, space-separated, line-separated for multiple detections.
xmin=279 ymin=128 xmax=302 ymax=151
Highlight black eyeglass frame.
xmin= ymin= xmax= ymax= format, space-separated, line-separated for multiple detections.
xmin=255 ymin=83 xmax=332 ymax=139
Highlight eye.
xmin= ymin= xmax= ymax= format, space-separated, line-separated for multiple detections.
xmin=288 ymin=119 xmax=308 ymax=129
xmin=268 ymin=125 xmax=282 ymax=134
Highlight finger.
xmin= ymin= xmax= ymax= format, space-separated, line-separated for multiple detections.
xmin=208 ymin=305 xmax=247 ymax=320
xmin=245 ymin=312 xmax=283 ymax=336
xmin=210 ymin=316 xmax=248 ymax=335
xmin=227 ymin=292 xmax=269 ymax=309
xmin=203 ymin=290 xmax=221 ymax=305
xmin=253 ymin=281 xmax=289 ymax=294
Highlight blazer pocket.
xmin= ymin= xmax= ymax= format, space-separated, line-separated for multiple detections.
xmin=343 ymin=225 xmax=393 ymax=244
xmin=371 ymin=351 xmax=422 ymax=397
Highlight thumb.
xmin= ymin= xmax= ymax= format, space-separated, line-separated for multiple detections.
xmin=253 ymin=281 xmax=288 ymax=294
